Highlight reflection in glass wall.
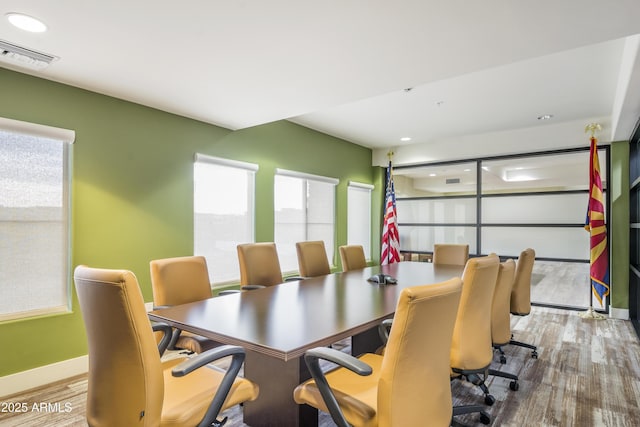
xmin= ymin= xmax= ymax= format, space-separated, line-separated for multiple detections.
xmin=483 ymin=193 xmax=589 ymax=224
xmin=481 ymin=151 xmax=601 ymax=194
xmin=482 ymin=227 xmax=589 ymax=259
xmin=400 ymin=225 xmax=477 ymax=254
xmin=393 ymin=148 xmax=608 ymax=310
xmin=394 ymin=162 xmax=477 ymax=197
xmin=397 ymin=198 xmax=476 ymax=224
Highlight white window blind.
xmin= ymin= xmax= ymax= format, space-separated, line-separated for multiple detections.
xmin=347 ymin=181 xmax=373 ymax=260
xmin=274 ymin=169 xmax=337 ymax=273
xmin=0 ymin=117 xmax=75 ymax=321
xmin=194 ymin=154 xmax=257 ymax=284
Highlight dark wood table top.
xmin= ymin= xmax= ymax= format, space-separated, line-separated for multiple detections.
xmin=148 ymin=261 xmax=463 ymax=361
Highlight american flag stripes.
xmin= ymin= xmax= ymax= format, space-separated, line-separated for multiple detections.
xmin=381 ymin=160 xmax=400 ymax=265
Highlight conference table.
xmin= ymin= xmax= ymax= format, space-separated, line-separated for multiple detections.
xmin=148 ymin=261 xmax=463 ymax=427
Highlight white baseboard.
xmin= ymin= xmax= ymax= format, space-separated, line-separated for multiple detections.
xmin=0 ymin=355 xmax=88 ymax=397
xmin=610 ymin=307 xmax=630 ymax=320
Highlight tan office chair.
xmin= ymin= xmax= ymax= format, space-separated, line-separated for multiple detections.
xmin=432 ymin=243 xmax=469 ymax=266
xmin=74 ymin=265 xmax=259 ymax=427
xmin=491 ymin=259 xmax=517 ymax=364
xmin=237 ymin=242 xmax=302 ymax=288
xmin=339 ymin=244 xmax=367 ymax=272
xmin=296 ymin=240 xmax=331 ymax=277
xmin=450 ymin=254 xmax=499 ymax=424
xmin=237 ymin=242 xmax=284 ymax=287
xmin=294 ymin=277 xmax=463 ymax=427
xmin=150 ymin=256 xmax=219 ymax=353
xmin=487 ymin=259 xmax=519 ymax=390
xmin=510 ymin=248 xmax=538 ymax=358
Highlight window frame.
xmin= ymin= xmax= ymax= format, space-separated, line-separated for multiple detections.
xmin=193 ymin=153 xmax=258 ymax=285
xmin=347 ymin=181 xmax=374 ymax=261
xmin=0 ymin=117 xmax=75 ymax=321
xmin=274 ymin=168 xmax=338 ymax=273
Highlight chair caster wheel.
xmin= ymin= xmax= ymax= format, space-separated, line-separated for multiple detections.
xmin=532 ymin=350 xmax=538 ymax=359
xmin=480 ymin=411 xmax=491 ymax=425
xmin=509 ymin=380 xmax=519 ymax=391
xmin=484 ymin=394 xmax=496 ymax=406
xmin=500 ymin=355 xmax=507 ymax=364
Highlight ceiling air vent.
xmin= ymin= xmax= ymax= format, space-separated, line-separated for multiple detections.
xmin=445 ymin=178 xmax=461 ymax=184
xmin=0 ymin=39 xmax=57 ymax=70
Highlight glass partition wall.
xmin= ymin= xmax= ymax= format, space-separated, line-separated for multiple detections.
xmin=394 ymin=147 xmax=609 ymax=311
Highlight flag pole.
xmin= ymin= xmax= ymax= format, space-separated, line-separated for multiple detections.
xmin=579 ymin=123 xmax=606 ymax=320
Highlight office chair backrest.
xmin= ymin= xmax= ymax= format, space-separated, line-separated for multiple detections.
xmin=511 ymin=248 xmax=536 ymax=315
xmin=432 ymin=243 xmax=469 ymax=266
xmin=150 ymin=255 xmax=212 ymax=307
xmin=378 ymin=277 xmax=462 ymax=426
xmin=491 ymin=259 xmax=516 ymax=346
xmin=74 ymin=265 xmax=163 ymax=426
xmin=237 ymin=242 xmax=284 ymax=287
xmin=296 ymin=240 xmax=331 ymax=277
xmin=339 ymin=244 xmax=367 ymax=271
xmin=450 ymin=254 xmax=500 ymax=371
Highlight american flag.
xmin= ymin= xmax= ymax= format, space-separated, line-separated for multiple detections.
xmin=381 ymin=160 xmax=400 ymax=265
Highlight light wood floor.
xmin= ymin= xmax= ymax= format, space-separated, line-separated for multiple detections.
xmin=2 ymin=306 xmax=639 ymax=426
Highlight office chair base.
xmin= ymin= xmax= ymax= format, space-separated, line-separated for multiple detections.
xmin=452 ymin=406 xmax=491 ymax=426
xmin=212 ymin=416 xmax=228 ymax=427
xmin=510 ymin=338 xmax=538 ymax=358
xmin=493 ymin=344 xmax=508 ymax=364
xmin=463 ymin=373 xmax=495 ymax=406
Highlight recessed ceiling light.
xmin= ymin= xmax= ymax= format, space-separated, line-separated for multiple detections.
xmin=537 ymin=114 xmax=553 ymax=121
xmin=400 ymin=137 xmax=412 ymax=142
xmin=6 ymin=13 xmax=47 ymax=33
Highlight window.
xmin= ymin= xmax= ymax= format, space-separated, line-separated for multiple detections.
xmin=274 ymin=169 xmax=338 ymax=273
xmin=194 ymin=154 xmax=258 ymax=284
xmin=0 ymin=117 xmax=74 ymax=321
xmin=347 ymin=181 xmax=373 ymax=260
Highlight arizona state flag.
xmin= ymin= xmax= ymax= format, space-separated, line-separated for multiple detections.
xmin=585 ymin=136 xmax=609 ymax=305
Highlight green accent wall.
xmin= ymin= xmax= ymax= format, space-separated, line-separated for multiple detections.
xmin=611 ymin=140 xmax=630 ymax=310
xmin=0 ymin=68 xmax=379 ymax=376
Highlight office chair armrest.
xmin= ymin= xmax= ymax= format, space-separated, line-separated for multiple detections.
xmin=151 ymin=321 xmax=173 ymax=356
xmin=171 ymin=344 xmax=245 ymax=376
xmin=306 ymin=347 xmax=372 ymax=375
xmin=172 ymin=345 xmax=246 ymax=427
xmin=149 ymin=308 xmax=182 ymax=350
xmin=241 ymin=284 xmax=266 ymax=290
xmin=378 ymin=319 xmax=393 ymax=345
xmin=303 ymin=347 xmax=372 ymax=427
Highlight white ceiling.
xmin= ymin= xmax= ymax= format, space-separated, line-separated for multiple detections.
xmin=1 ymin=1 xmax=640 ymax=157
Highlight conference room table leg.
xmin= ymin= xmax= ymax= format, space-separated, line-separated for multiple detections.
xmin=243 ymin=350 xmax=318 ymax=427
xmin=351 ymin=324 xmax=385 ymax=356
